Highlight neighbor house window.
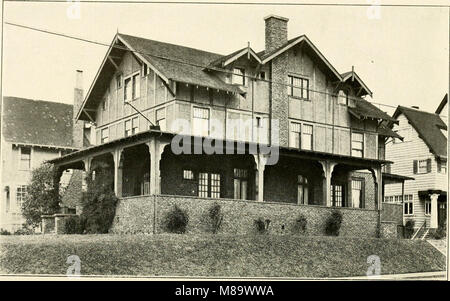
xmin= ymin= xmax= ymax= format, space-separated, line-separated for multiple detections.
xmin=351 ymin=179 xmax=363 ymax=208
xmin=20 ymin=147 xmax=31 ymax=170
xmin=288 ymin=75 xmax=309 ymax=100
xmin=132 ymin=117 xmax=139 ymax=135
xmin=233 ymin=168 xmax=248 ymax=200
xmin=101 ymin=128 xmax=109 ymax=143
xmin=297 ymin=175 xmax=309 ymax=205
xmin=301 ymin=124 xmax=313 ymax=150
xmin=198 ymin=172 xmax=221 ymax=198
xmin=418 ymin=159 xmax=428 ymax=174
xmin=156 ymin=108 xmax=166 ymax=131
xmin=351 ymin=132 xmax=364 ymax=157
xmin=193 ymin=107 xmax=209 ymax=137
xmin=232 ymin=68 xmax=245 ymax=85
xmin=413 ymin=159 xmax=431 ymax=174
xmin=438 ymin=160 xmax=447 ymax=174
xmin=404 ymin=195 xmax=413 ymax=215
xmin=425 ymin=200 xmax=431 ymax=216
xmin=183 ymin=170 xmax=194 ymax=180
xmin=16 ymin=185 xmax=27 ymax=210
xmin=331 ymin=184 xmax=344 ymax=207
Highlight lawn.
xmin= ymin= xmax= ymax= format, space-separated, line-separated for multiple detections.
xmin=0 ymin=234 xmax=445 ymax=278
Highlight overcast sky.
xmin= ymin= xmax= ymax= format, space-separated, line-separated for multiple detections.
xmin=1 ymin=1 xmax=449 ymax=116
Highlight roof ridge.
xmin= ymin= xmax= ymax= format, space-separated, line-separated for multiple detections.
xmin=398 ymin=105 xmax=442 ymax=117
xmin=118 ymin=32 xmax=224 ymax=58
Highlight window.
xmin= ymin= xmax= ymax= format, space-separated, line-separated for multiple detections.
xmin=351 ymin=132 xmax=364 ymax=157
xmin=438 ymin=160 xmax=447 ymax=174
xmin=288 ymin=75 xmax=309 ymax=100
xmin=124 ymin=73 xmax=140 ymax=101
xmin=116 ymin=74 xmax=122 ymax=89
xmin=232 ymin=68 xmax=245 ymax=85
xmin=124 ymin=120 xmax=132 ymax=137
xmin=233 ymin=169 xmax=248 ymax=200
xmin=338 ymin=91 xmax=349 ymax=105
xmin=418 ymin=159 xmax=428 ymax=174
xmin=102 ymin=97 xmax=107 ymax=111
xmin=253 ymin=116 xmax=268 ymax=144
xmin=331 ymin=184 xmax=345 ymax=207
xmin=101 ymin=128 xmax=109 ymax=143
xmin=20 ymin=147 xmax=31 ymax=170
xmin=183 ymin=169 xmax=194 ymax=180
xmin=297 ymin=175 xmax=309 ymax=205
xmin=404 ymin=196 xmax=413 ymax=215
xmin=16 ymin=185 xmax=28 ymax=210
xmin=193 ymin=107 xmax=209 ymax=137
xmin=425 ymin=201 xmax=431 ymax=215
xmin=301 ymin=124 xmax=313 ymax=150
xmin=142 ymin=63 xmax=148 ymax=77
xmin=198 ymin=172 xmax=221 ymax=198
xmin=156 ymin=108 xmax=166 ymax=131
xmin=351 ymin=179 xmax=363 ymax=208
xmin=289 ymin=122 xmax=301 ymax=148
xmin=132 ymin=117 xmax=139 ymax=135
xmin=259 ymin=71 xmax=266 ymax=80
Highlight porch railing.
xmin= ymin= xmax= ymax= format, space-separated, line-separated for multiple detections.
xmin=411 ymin=222 xmax=426 ymax=240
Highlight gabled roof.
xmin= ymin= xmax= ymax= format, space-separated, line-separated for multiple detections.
xmin=341 ymin=71 xmax=372 ymax=97
xmin=259 ymin=35 xmax=343 ymax=82
xmin=393 ymin=106 xmax=447 ymax=159
xmin=435 ymin=93 xmax=448 ymax=115
xmin=348 ymin=97 xmax=398 ymax=123
xmin=2 ymin=96 xmax=75 ymax=148
xmin=207 ymin=46 xmax=262 ymax=68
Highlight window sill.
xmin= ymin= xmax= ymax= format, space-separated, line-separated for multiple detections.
xmin=289 ymin=96 xmax=310 ymax=101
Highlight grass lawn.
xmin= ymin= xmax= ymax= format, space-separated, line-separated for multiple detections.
xmin=0 ymin=234 xmax=445 ymax=278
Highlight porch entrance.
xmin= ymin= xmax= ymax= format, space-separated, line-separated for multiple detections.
xmin=438 ymin=201 xmax=446 ymax=228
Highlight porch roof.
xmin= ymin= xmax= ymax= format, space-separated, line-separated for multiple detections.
xmin=48 ymin=129 xmax=392 ymax=167
xmin=382 ymin=172 xmax=414 ymax=184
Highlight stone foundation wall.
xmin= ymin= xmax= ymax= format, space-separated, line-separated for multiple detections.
xmin=111 ymin=194 xmax=380 ymax=238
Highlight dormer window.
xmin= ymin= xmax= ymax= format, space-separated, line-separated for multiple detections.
xmin=232 ymin=68 xmax=245 ymax=85
xmin=288 ymin=75 xmax=309 ymax=100
xmin=338 ymin=90 xmax=349 ymax=105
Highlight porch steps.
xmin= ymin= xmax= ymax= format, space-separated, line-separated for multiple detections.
xmin=420 ymin=228 xmax=430 ymax=240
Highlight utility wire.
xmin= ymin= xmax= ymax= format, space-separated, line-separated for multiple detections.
xmin=2 ymin=21 xmax=432 ymax=113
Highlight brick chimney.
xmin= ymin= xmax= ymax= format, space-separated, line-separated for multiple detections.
xmin=72 ymin=70 xmax=84 ymax=148
xmin=264 ymin=15 xmax=289 ymax=52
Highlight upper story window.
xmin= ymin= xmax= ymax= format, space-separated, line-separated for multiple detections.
xmin=438 ymin=160 xmax=447 ymax=174
xmin=338 ymin=90 xmax=349 ymax=105
xmin=288 ymin=75 xmax=309 ymax=100
xmin=132 ymin=117 xmax=139 ymax=135
xmin=142 ymin=63 xmax=148 ymax=77
xmin=193 ymin=107 xmax=209 ymax=137
xmin=289 ymin=122 xmax=313 ymax=150
xmin=125 ymin=120 xmax=132 ymax=137
xmin=116 ymin=74 xmax=123 ymax=89
xmin=124 ymin=73 xmax=140 ymax=101
xmin=289 ymin=122 xmax=301 ymax=148
xmin=351 ymin=132 xmax=364 ymax=157
xmin=20 ymin=147 xmax=31 ymax=170
xmin=156 ymin=108 xmax=166 ymax=131
xmin=101 ymin=128 xmax=109 ymax=144
xmin=301 ymin=124 xmax=313 ymax=150
xmin=414 ymin=159 xmax=431 ymax=174
xmin=232 ymin=68 xmax=245 ymax=86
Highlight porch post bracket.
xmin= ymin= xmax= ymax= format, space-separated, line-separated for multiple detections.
xmin=429 ymin=193 xmax=440 ymax=229
xmin=252 ymin=153 xmax=268 ymax=202
xmin=112 ymin=148 xmax=124 ymax=198
xmin=82 ymin=157 xmax=93 ymax=172
xmin=318 ymin=160 xmax=337 ymax=207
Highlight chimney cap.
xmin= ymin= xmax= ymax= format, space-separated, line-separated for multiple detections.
xmin=411 ymin=106 xmax=419 ymax=109
xmin=264 ymin=15 xmax=289 ymax=22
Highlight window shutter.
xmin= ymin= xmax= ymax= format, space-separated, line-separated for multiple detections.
xmin=386 ymin=163 xmax=391 ymax=174
xmin=413 ymin=160 xmax=418 ymax=174
xmin=437 ymin=160 xmax=441 ymax=173
xmin=427 ymin=158 xmax=432 ymax=173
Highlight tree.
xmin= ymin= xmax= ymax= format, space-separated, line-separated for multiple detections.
xmin=22 ymin=163 xmax=61 ymax=228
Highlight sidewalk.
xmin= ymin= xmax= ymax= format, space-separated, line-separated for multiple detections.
xmin=427 ymin=239 xmax=447 ymax=256
xmin=338 ymin=270 xmax=447 ymax=280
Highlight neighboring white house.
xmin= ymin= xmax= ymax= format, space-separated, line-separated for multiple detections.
xmin=384 ymin=94 xmax=448 ymax=230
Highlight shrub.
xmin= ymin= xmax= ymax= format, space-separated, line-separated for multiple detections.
xmin=0 ymin=228 xmax=11 ymax=235
xmin=254 ymin=218 xmax=270 ymax=234
xmin=164 ymin=205 xmax=189 ymax=234
xmin=293 ymin=214 xmax=308 ymax=234
xmin=404 ymin=220 xmax=415 ymax=239
xmin=13 ymin=224 xmax=34 ymax=235
xmin=80 ymin=167 xmax=118 ymax=234
xmin=207 ymin=203 xmax=223 ymax=234
xmin=431 ymin=220 xmax=447 ymax=240
xmin=325 ymin=210 xmax=343 ymax=236
xmin=64 ymin=216 xmax=84 ymax=234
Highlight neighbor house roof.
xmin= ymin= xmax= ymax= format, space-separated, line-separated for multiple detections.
xmin=348 ymin=97 xmax=398 ymax=123
xmin=393 ymin=106 xmax=447 ymax=159
xmin=2 ymin=96 xmax=76 ymax=148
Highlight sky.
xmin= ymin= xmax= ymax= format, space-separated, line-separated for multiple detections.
xmin=1 ymin=0 xmax=449 ymax=116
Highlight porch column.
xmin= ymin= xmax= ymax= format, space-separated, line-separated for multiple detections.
xmin=53 ymin=166 xmax=64 ymax=195
xmin=253 ymin=154 xmax=268 ymax=202
xmin=147 ymin=138 xmax=170 ymax=195
xmin=374 ymin=167 xmax=383 ymax=210
xmin=430 ymin=193 xmax=439 ymax=229
xmin=112 ymin=148 xmax=123 ymax=197
xmin=83 ymin=157 xmax=93 ymax=173
xmin=319 ymin=161 xmax=336 ymax=207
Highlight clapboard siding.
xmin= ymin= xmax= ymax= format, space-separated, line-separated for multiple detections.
xmin=385 ymin=114 xmax=447 ymax=227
